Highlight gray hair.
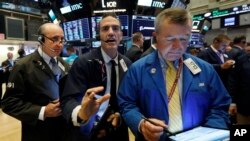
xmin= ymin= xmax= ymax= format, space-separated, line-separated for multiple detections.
xmin=154 ymin=8 xmax=192 ymax=33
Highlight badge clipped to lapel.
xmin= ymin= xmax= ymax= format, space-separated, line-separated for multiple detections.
xmin=119 ymin=59 xmax=128 ymax=72
xmin=183 ymin=58 xmax=201 ymax=75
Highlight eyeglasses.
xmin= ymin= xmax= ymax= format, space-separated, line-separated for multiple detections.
xmin=43 ymin=35 xmax=65 ymax=44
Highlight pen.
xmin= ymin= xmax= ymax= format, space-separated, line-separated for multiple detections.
xmin=142 ymin=116 xmax=173 ymax=136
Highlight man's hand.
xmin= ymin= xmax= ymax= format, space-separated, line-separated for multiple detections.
xmin=78 ymin=86 xmax=111 ymax=121
xmin=229 ymin=104 xmax=237 ymax=116
xmin=221 ymin=59 xmax=235 ymax=69
xmin=45 ymin=99 xmax=62 ymax=118
xmin=107 ymin=112 xmax=121 ymax=127
xmin=140 ymin=118 xmax=167 ymax=141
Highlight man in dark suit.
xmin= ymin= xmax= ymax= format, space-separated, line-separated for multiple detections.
xmin=126 ymin=32 xmax=144 ymax=62
xmin=2 ymin=23 xmax=71 ymax=141
xmin=227 ymin=35 xmax=247 ymax=60
xmin=197 ymin=34 xmax=235 ymax=90
xmin=61 ymin=13 xmax=131 ymax=141
xmin=228 ymin=51 xmax=250 ymax=124
xmin=141 ymin=36 xmax=157 ymax=58
xmin=1 ymin=52 xmax=14 ymax=84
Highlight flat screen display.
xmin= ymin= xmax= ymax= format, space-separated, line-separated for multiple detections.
xmin=189 ymin=32 xmax=204 ymax=48
xmin=91 ymin=15 xmax=129 ymax=39
xmin=62 ymin=18 xmax=90 ymax=41
xmin=48 ymin=9 xmax=59 ymax=24
xmin=131 ymin=15 xmax=155 ymax=38
xmin=5 ymin=17 xmax=25 ymax=40
xmin=224 ymin=17 xmax=235 ymax=26
xmin=221 ymin=15 xmax=238 ymax=28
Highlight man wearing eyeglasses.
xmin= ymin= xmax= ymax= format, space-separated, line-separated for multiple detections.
xmin=1 ymin=23 xmax=71 ymax=141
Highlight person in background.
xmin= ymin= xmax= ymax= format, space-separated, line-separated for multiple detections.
xmin=227 ymin=35 xmax=247 ymax=60
xmin=228 ymin=48 xmax=250 ymax=124
xmin=65 ymin=46 xmax=78 ymax=66
xmin=197 ymin=34 xmax=235 ymax=91
xmin=140 ymin=36 xmax=157 ymax=58
xmin=14 ymin=48 xmax=26 ymax=64
xmin=1 ymin=23 xmax=71 ymax=141
xmin=126 ymin=32 xmax=144 ymax=62
xmin=0 ymin=67 xmax=3 ymax=107
xmin=117 ymin=8 xmax=231 ymax=141
xmin=1 ymin=52 xmax=14 ymax=84
xmin=61 ymin=13 xmax=131 ymax=141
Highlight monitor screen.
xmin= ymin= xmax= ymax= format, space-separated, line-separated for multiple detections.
xmin=48 ymin=9 xmax=59 ymax=24
xmin=171 ymin=0 xmax=186 ymax=9
xmin=5 ymin=17 xmax=25 ymax=40
xmin=224 ymin=17 xmax=235 ymax=26
xmin=91 ymin=15 xmax=129 ymax=39
xmin=221 ymin=15 xmax=238 ymax=28
xmin=189 ymin=32 xmax=204 ymax=48
xmin=62 ymin=18 xmax=90 ymax=41
xmin=131 ymin=15 xmax=155 ymax=38
xmin=192 ymin=21 xmax=200 ymax=30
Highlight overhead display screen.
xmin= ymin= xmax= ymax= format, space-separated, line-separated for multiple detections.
xmin=91 ymin=15 xmax=129 ymax=39
xmin=62 ymin=18 xmax=90 ymax=41
xmin=131 ymin=15 xmax=155 ymax=38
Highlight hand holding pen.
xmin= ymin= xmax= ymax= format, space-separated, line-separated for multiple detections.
xmin=140 ymin=117 xmax=170 ymax=141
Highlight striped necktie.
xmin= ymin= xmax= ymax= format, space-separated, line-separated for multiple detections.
xmin=166 ymin=61 xmax=183 ymax=133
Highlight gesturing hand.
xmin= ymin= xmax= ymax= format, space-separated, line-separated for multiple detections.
xmin=78 ymin=86 xmax=111 ymax=121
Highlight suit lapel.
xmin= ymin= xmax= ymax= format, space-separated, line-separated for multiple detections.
xmin=208 ymin=47 xmax=223 ymax=64
xmin=32 ymin=51 xmax=56 ymax=82
xmin=146 ymin=52 xmax=168 ymax=109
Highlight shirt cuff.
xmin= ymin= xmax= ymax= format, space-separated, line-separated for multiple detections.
xmin=38 ymin=106 xmax=46 ymax=121
xmin=138 ymin=119 xmax=144 ymax=133
xmin=72 ymin=105 xmax=90 ymax=126
xmin=230 ymin=103 xmax=236 ymax=106
xmin=72 ymin=105 xmax=82 ymax=126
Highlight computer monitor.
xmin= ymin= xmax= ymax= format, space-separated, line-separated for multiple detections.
xmin=62 ymin=18 xmax=90 ymax=42
xmin=91 ymin=15 xmax=129 ymax=39
xmin=131 ymin=15 xmax=155 ymax=38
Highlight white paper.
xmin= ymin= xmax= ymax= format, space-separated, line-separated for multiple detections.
xmin=169 ymin=126 xmax=229 ymax=141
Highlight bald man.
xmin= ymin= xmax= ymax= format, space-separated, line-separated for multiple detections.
xmin=2 ymin=23 xmax=71 ymax=141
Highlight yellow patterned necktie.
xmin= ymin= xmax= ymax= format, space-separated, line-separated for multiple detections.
xmin=166 ymin=61 xmax=183 ymax=133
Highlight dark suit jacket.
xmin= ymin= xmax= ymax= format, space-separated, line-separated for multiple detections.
xmin=140 ymin=46 xmax=156 ymax=58
xmin=125 ymin=45 xmax=143 ymax=62
xmin=1 ymin=59 xmax=13 ymax=83
xmin=227 ymin=46 xmax=245 ymax=60
xmin=197 ymin=47 xmax=231 ymax=90
xmin=2 ymin=50 xmax=71 ymax=141
xmin=61 ymin=48 xmax=131 ymax=141
xmin=228 ymin=53 xmax=250 ymax=115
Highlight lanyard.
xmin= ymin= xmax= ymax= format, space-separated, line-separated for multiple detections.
xmin=167 ymin=58 xmax=183 ymax=103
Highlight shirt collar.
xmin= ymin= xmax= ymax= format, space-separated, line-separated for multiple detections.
xmin=38 ymin=47 xmax=57 ymax=64
xmin=101 ymin=48 xmax=118 ymax=65
xmin=210 ymin=45 xmax=221 ymax=54
xmin=157 ymin=51 xmax=179 ymax=69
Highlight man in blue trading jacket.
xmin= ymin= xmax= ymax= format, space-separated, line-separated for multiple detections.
xmin=61 ymin=13 xmax=131 ymax=141
xmin=117 ymin=8 xmax=231 ymax=141
xmin=2 ymin=23 xmax=71 ymax=141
